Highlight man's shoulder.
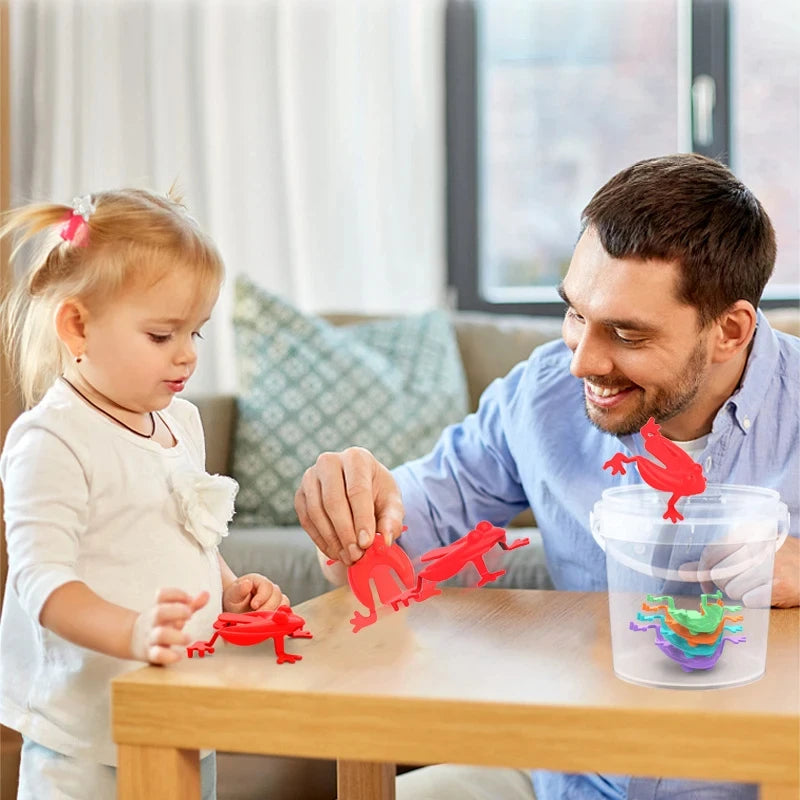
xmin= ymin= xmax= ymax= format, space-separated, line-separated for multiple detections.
xmin=775 ymin=328 xmax=800 ymax=362
xmin=769 ymin=330 xmax=800 ymax=401
xmin=514 ymin=337 xmax=576 ymax=394
xmin=497 ymin=338 xmax=589 ymax=426
xmin=520 ymin=337 xmax=572 ymax=378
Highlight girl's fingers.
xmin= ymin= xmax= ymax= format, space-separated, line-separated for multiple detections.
xmin=190 ymin=590 xmax=210 ymax=612
xmin=152 ymin=602 xmax=193 ymax=626
xmin=147 ymin=644 xmax=182 ymax=666
xmin=153 ymin=588 xmax=209 ymax=609
xmin=250 ymin=583 xmax=290 ymax=611
xmin=154 ymin=587 xmax=192 ymax=604
xmin=246 ymin=576 xmax=272 ymax=608
xmin=151 ymin=625 xmax=190 ymax=649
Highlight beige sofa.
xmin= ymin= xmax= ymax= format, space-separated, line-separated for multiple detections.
xmin=194 ymin=306 xmax=799 ymax=800
xmin=197 ymin=310 xmax=568 ymax=607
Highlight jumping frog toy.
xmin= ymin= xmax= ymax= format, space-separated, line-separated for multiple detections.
xmin=641 ymin=590 xmax=742 ymax=634
xmin=328 ymin=530 xmax=417 ymax=633
xmin=602 ymin=416 xmax=706 ymax=522
xmin=187 ymin=606 xmax=312 ymax=664
xmin=396 ymin=520 xmax=529 ymax=605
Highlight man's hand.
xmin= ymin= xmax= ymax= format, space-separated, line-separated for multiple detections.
xmin=130 ymin=588 xmax=209 ymax=664
xmin=223 ymin=574 xmax=289 ymax=613
xmin=771 ymin=534 xmax=800 ymax=608
xmin=679 ymin=533 xmax=799 ymax=608
xmin=295 ymin=447 xmax=404 ymax=565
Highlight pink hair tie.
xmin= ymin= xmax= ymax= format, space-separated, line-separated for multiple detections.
xmin=59 ymin=194 xmax=95 ymax=247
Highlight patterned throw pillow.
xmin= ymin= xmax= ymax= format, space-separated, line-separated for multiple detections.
xmin=231 ymin=277 xmax=469 ymax=526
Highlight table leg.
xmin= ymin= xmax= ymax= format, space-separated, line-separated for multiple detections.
xmin=337 ymin=759 xmax=395 ymax=800
xmin=117 ymin=744 xmax=200 ymax=799
xmin=760 ymin=784 xmax=800 ymax=800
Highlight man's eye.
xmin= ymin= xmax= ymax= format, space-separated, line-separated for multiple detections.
xmin=613 ymin=331 xmax=642 ymax=345
xmin=566 ymin=308 xmax=585 ymax=323
xmin=148 ymin=333 xmax=172 ymax=344
xmin=192 ymin=331 xmax=205 ymax=340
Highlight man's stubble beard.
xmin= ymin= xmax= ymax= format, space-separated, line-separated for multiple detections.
xmin=585 ymin=337 xmax=709 ymax=437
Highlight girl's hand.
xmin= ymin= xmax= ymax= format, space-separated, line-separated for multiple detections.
xmin=223 ymin=574 xmax=290 ymax=613
xmin=130 ymin=588 xmax=209 ymax=664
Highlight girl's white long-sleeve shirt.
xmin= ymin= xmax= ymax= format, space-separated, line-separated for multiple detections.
xmin=0 ymin=379 xmax=231 ymax=765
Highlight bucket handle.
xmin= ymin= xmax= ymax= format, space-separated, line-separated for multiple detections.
xmin=590 ymin=502 xmax=790 ymax=553
xmin=776 ymin=501 xmax=790 ymax=553
xmin=589 ymin=502 xmax=791 ymax=584
xmin=589 ymin=510 xmax=605 ymax=552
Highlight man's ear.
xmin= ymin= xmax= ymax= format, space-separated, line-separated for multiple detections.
xmin=710 ymin=300 xmax=757 ymax=364
xmin=55 ymin=298 xmax=89 ymax=360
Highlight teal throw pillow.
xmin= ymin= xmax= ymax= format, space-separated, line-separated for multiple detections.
xmin=231 ymin=276 xmax=469 ymax=526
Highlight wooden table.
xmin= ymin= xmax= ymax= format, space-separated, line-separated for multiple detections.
xmin=112 ymin=589 xmax=799 ymax=800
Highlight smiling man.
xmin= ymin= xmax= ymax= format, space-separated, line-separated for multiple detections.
xmin=559 ymin=231 xmax=751 ymax=442
xmin=295 ymin=154 xmax=800 ymax=800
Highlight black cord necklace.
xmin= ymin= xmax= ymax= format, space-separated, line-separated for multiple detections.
xmin=61 ymin=376 xmax=157 ymax=439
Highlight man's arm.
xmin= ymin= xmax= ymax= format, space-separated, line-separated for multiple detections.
xmin=391 ymin=364 xmax=532 ymax=562
xmin=295 ymin=361 xmax=533 ymax=569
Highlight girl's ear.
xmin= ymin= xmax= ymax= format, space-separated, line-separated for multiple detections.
xmin=55 ymin=298 xmax=89 ymax=360
xmin=710 ymin=300 xmax=757 ymax=364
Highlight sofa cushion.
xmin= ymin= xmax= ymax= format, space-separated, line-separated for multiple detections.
xmin=231 ymin=277 xmax=469 ymax=526
xmin=450 ymin=312 xmax=564 ymax=412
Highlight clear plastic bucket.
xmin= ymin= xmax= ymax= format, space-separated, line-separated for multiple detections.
xmin=590 ymin=484 xmax=789 ymax=689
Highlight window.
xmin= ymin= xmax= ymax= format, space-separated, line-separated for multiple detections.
xmin=447 ymin=0 xmax=800 ymax=314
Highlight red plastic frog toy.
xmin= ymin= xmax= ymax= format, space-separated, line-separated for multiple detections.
xmin=602 ymin=416 xmax=706 ymax=522
xmin=187 ymin=606 xmax=312 ymax=664
xmin=328 ymin=529 xmax=417 ymax=633
xmin=396 ymin=520 xmax=529 ymax=605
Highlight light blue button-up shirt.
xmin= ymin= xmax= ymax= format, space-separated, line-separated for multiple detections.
xmin=393 ymin=311 xmax=799 ymax=800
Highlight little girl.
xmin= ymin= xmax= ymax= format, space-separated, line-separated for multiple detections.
xmin=0 ymin=189 xmax=288 ymax=800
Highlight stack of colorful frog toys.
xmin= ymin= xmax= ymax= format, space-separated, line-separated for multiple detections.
xmin=629 ymin=590 xmax=746 ymax=672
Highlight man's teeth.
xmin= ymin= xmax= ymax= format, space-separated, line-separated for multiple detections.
xmin=588 ymin=383 xmax=626 ymax=397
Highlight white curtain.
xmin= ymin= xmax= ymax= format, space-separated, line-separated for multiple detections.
xmin=10 ymin=0 xmax=447 ymax=392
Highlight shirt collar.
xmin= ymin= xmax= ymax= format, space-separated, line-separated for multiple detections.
xmin=721 ymin=308 xmax=779 ymax=435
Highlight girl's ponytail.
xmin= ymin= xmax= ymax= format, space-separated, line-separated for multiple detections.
xmin=1 ymin=203 xmax=76 ymax=408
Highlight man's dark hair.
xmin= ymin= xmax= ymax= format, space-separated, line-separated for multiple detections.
xmin=581 ymin=153 xmax=776 ymax=325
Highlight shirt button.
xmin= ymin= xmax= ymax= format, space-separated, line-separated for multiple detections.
xmin=705 ymin=456 xmax=713 ymax=472
xmin=743 ymin=417 xmax=751 ymax=430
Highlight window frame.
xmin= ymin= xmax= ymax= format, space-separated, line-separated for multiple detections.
xmin=446 ymin=0 xmax=798 ymax=315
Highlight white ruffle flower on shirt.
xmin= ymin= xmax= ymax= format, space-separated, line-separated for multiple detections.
xmin=171 ymin=470 xmax=239 ymax=548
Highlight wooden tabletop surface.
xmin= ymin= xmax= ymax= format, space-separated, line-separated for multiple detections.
xmin=113 ymin=587 xmax=800 ymax=787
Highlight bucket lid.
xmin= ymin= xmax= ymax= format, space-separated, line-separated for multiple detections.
xmin=590 ymin=484 xmax=790 ymax=584
xmin=594 ymin=483 xmax=782 ymax=527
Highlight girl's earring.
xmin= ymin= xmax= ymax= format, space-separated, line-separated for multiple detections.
xmin=76 ymin=355 xmax=83 ymax=364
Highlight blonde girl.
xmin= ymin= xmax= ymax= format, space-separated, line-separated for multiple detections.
xmin=0 ymin=190 xmax=288 ymax=800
